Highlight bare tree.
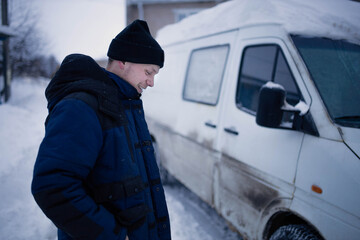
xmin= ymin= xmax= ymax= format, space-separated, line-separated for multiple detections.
xmin=9 ymin=0 xmax=58 ymax=78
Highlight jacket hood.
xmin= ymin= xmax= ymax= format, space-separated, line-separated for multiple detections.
xmin=46 ymin=54 xmax=143 ymax=113
xmin=46 ymin=54 xmax=113 ymax=111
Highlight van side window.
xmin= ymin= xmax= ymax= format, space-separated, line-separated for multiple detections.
xmin=236 ymin=45 xmax=301 ymax=114
xmin=183 ymin=45 xmax=229 ymax=105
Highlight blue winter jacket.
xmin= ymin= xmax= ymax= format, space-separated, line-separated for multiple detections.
xmin=31 ymin=54 xmax=171 ymax=240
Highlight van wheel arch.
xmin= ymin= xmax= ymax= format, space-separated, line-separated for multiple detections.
xmin=151 ymin=135 xmax=176 ymax=185
xmin=263 ymin=211 xmax=324 ymax=240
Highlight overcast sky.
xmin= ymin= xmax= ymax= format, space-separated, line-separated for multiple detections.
xmin=31 ymin=0 xmax=126 ymax=62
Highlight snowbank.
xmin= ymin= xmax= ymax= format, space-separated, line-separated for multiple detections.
xmin=157 ymin=0 xmax=360 ymax=46
xmin=0 ymin=78 xmax=56 ymax=240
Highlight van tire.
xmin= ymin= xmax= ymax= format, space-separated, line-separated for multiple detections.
xmin=269 ymin=224 xmax=320 ymax=240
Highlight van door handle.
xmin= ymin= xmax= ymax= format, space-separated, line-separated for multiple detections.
xmin=205 ymin=121 xmax=217 ymax=128
xmin=224 ymin=127 xmax=239 ymax=135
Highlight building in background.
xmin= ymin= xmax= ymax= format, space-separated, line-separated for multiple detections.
xmin=126 ymin=0 xmax=226 ymax=37
xmin=0 ymin=0 xmax=14 ymax=103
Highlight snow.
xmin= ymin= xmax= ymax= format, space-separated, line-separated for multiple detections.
xmin=264 ymin=81 xmax=285 ymax=91
xmin=0 ymin=78 xmax=56 ymax=240
xmin=0 ymin=25 xmax=16 ymax=37
xmin=0 ymin=78 xmax=241 ymax=239
xmin=294 ymin=101 xmax=310 ymax=116
xmin=157 ymin=0 xmax=360 ymax=46
xmin=164 ymin=185 xmax=242 ymax=240
xmin=282 ymin=100 xmax=309 ymax=116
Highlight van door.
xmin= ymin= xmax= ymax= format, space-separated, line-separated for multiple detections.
xmin=215 ymin=37 xmax=306 ymax=235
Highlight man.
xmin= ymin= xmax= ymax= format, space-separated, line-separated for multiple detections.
xmin=31 ymin=20 xmax=171 ymax=240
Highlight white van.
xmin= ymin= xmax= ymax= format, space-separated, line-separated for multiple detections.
xmin=142 ymin=0 xmax=360 ymax=239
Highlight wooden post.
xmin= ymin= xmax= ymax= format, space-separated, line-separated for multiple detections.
xmin=1 ymin=0 xmax=11 ymax=102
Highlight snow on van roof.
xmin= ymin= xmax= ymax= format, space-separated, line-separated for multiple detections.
xmin=157 ymin=0 xmax=360 ymax=46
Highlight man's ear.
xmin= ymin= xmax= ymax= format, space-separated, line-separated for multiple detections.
xmin=118 ymin=61 xmax=126 ymax=69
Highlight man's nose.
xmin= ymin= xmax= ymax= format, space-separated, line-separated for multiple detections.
xmin=147 ymin=77 xmax=154 ymax=87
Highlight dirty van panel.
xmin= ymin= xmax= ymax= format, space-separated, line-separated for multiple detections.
xmin=219 ymin=155 xmax=279 ymax=211
xmin=215 ymin=155 xmax=283 ymax=239
xmin=147 ymin=118 xmax=219 ymax=205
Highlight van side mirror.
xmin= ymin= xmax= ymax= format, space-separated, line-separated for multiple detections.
xmin=256 ymin=82 xmax=319 ymax=136
xmin=256 ymin=82 xmax=285 ymax=127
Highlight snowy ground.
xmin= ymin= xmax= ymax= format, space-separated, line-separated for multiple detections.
xmin=164 ymin=184 xmax=242 ymax=240
xmin=0 ymin=78 xmax=242 ymax=240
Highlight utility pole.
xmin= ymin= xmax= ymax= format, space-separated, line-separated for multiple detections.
xmin=1 ymin=0 xmax=10 ymax=102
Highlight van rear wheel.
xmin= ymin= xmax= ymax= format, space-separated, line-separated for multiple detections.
xmin=269 ymin=224 xmax=320 ymax=240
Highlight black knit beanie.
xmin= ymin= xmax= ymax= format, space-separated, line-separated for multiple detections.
xmin=107 ymin=19 xmax=164 ymax=68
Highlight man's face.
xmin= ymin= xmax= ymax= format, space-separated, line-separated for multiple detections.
xmin=122 ymin=62 xmax=160 ymax=93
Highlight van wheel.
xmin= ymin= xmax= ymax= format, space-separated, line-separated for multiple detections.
xmin=153 ymin=142 xmax=176 ymax=185
xmin=269 ymin=224 xmax=320 ymax=240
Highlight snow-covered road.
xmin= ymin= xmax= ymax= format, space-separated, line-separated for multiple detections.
xmin=165 ymin=183 xmax=242 ymax=240
xmin=0 ymin=78 xmax=242 ymax=240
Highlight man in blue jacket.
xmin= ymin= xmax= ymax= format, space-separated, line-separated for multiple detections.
xmin=31 ymin=19 xmax=171 ymax=240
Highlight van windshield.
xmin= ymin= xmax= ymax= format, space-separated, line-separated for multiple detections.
xmin=292 ymin=36 xmax=360 ymax=128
